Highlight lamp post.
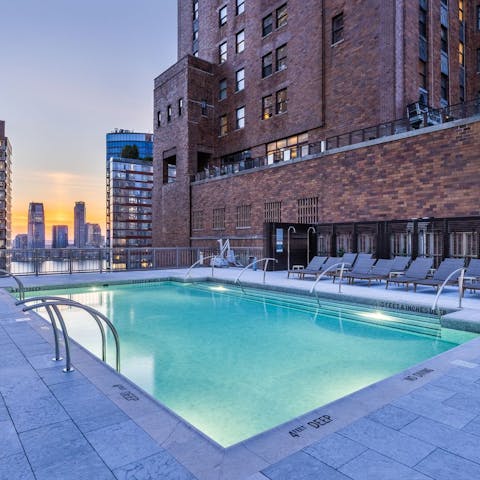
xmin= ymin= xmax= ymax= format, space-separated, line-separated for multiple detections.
xmin=287 ymin=226 xmax=296 ymax=271
xmin=306 ymin=226 xmax=316 ymax=265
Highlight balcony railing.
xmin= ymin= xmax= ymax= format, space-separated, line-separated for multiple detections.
xmin=0 ymin=246 xmax=264 ymax=276
xmin=192 ymin=99 xmax=480 ymax=183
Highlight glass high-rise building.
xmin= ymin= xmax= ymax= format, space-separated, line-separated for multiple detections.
xmin=52 ymin=225 xmax=68 ymax=248
xmin=106 ymin=157 xmax=153 ymax=253
xmin=74 ymin=201 xmax=86 ymax=248
xmin=106 ymin=129 xmax=153 ymax=161
xmin=27 ymin=202 xmax=45 ymax=249
xmin=0 ymin=121 xmax=12 ymax=264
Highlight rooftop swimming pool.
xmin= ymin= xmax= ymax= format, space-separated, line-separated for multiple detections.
xmin=31 ymin=281 xmax=477 ymax=447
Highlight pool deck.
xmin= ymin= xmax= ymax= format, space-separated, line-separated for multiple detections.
xmin=1 ymin=268 xmax=480 ymax=479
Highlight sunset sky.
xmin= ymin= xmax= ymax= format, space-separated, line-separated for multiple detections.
xmin=0 ymin=0 xmax=177 ymax=240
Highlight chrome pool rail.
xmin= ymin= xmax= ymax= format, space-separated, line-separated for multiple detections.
xmin=309 ymin=262 xmax=350 ymax=305
xmin=184 ymin=254 xmax=218 ymax=280
xmin=0 ymin=269 xmax=25 ymax=300
xmin=234 ymin=257 xmax=278 ymax=293
xmin=431 ymin=267 xmax=465 ymax=313
xmin=16 ymin=296 xmax=121 ymax=373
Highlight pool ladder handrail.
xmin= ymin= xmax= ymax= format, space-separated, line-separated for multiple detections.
xmin=16 ymin=296 xmax=120 ymax=373
xmin=0 ymin=269 xmax=25 ymax=300
xmin=431 ymin=267 xmax=465 ymax=314
xmin=184 ymin=254 xmax=219 ymax=280
xmin=235 ymin=257 xmax=278 ymax=293
xmin=309 ymin=262 xmax=350 ymax=305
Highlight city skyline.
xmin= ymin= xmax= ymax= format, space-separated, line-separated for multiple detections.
xmin=0 ymin=0 xmax=177 ymax=238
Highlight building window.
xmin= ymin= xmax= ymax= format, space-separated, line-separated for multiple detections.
xmin=219 ymin=41 xmax=227 ymax=63
xmin=276 ymin=4 xmax=287 ymax=28
xmin=276 ymin=88 xmax=287 ymax=114
xmin=262 ymin=52 xmax=273 ymax=77
xmin=440 ymin=74 xmax=449 ymax=102
xmin=235 ymin=106 xmax=245 ymax=129
xmin=178 ymin=98 xmax=183 ymax=116
xmin=236 ymin=0 xmax=245 ymax=15
xmin=213 ymin=208 xmax=225 ymax=230
xmin=459 ymin=42 xmax=464 ymax=65
xmin=219 ymin=115 xmax=228 ymax=136
xmin=167 ymin=105 xmax=172 ymax=122
xmin=440 ymin=26 xmax=448 ymax=53
xmin=156 ymin=111 xmax=162 ymax=127
xmin=236 ymin=30 xmax=245 ymax=53
xmin=419 ymin=5 xmax=427 ymax=39
xmin=164 ymin=155 xmax=176 ymax=184
xmin=262 ymin=14 xmax=273 ymax=36
xmin=236 ymin=204 xmax=251 ymax=228
xmin=297 ymin=197 xmax=318 ymax=224
xmin=419 ymin=60 xmax=427 ymax=90
xmin=477 ymin=48 xmax=480 ymax=72
xmin=201 ymin=99 xmax=208 ymax=116
xmin=477 ymin=5 xmax=480 ymax=30
xmin=262 ymin=95 xmax=273 ymax=119
xmin=235 ymin=68 xmax=245 ymax=91
xmin=264 ymin=201 xmax=281 ymax=222
xmin=193 ymin=0 xmax=199 ymax=20
xmin=192 ymin=210 xmax=204 ymax=231
xmin=219 ymin=78 xmax=227 ymax=100
xmin=332 ymin=13 xmax=344 ymax=44
xmin=276 ymin=44 xmax=287 ymax=71
xmin=458 ymin=0 xmax=464 ymax=22
xmin=219 ymin=5 xmax=227 ymax=26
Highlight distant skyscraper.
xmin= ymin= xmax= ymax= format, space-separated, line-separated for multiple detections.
xmin=74 ymin=201 xmax=86 ymax=248
xmin=14 ymin=234 xmax=28 ymax=249
xmin=85 ymin=223 xmax=102 ymax=247
xmin=106 ymin=129 xmax=153 ymax=161
xmin=52 ymin=225 xmax=68 ymax=248
xmin=27 ymin=202 xmax=45 ymax=249
xmin=106 ymin=157 xmax=153 ymax=252
xmin=0 ymin=120 xmax=12 ymax=269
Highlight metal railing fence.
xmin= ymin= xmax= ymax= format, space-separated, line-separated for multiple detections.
xmin=0 ymin=246 xmax=264 ymax=276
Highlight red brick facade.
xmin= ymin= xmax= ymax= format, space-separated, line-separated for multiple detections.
xmin=189 ymin=118 xmax=480 ymax=249
xmin=152 ymin=1 xmax=480 ymax=247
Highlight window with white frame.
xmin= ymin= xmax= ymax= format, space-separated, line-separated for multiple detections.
xmin=236 ymin=30 xmax=245 ymax=53
xmin=235 ymin=68 xmax=245 ymax=91
xmin=219 ymin=41 xmax=227 ymax=63
xmin=235 ymin=106 xmax=245 ymax=129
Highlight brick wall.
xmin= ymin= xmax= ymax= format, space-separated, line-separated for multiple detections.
xmin=189 ymin=119 xmax=480 ymax=248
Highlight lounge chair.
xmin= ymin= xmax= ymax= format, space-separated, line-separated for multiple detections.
xmin=385 ymin=257 xmax=434 ymax=290
xmin=413 ymin=258 xmax=465 ymax=291
xmin=389 ymin=256 xmax=411 ymax=275
xmin=287 ymin=255 xmax=326 ymax=278
xmin=309 ymin=256 xmax=343 ymax=280
xmin=460 ymin=258 xmax=480 ymax=297
xmin=347 ymin=258 xmax=395 ymax=286
xmin=341 ymin=253 xmax=357 ymax=268
xmin=337 ymin=257 xmax=376 ymax=283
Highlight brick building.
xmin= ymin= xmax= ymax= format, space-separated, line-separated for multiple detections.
xmin=152 ymin=1 xmax=480 ymax=260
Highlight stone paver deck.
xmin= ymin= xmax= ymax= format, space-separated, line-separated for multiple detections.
xmin=1 ymin=269 xmax=480 ymax=479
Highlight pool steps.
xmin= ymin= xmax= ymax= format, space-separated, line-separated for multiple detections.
xmin=191 ymin=284 xmax=441 ymax=338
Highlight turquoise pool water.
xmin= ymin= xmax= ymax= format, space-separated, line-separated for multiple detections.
xmin=32 ymin=281 xmax=476 ymax=447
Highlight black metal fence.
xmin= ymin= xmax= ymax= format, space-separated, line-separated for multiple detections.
xmin=192 ymin=99 xmax=480 ymax=183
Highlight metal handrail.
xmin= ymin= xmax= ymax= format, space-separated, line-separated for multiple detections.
xmin=234 ymin=257 xmax=278 ymax=293
xmin=184 ymin=254 xmax=218 ymax=279
xmin=431 ymin=267 xmax=465 ymax=313
xmin=16 ymin=296 xmax=121 ymax=372
xmin=0 ymin=269 xmax=25 ymax=300
xmin=309 ymin=262 xmax=350 ymax=304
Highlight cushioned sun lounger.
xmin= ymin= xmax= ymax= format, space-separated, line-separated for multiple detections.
xmin=347 ymin=258 xmax=395 ymax=286
xmin=413 ymin=258 xmax=465 ymax=291
xmin=335 ymin=257 xmax=376 ymax=283
xmin=385 ymin=257 xmax=434 ymax=290
xmin=287 ymin=255 xmax=326 ymax=278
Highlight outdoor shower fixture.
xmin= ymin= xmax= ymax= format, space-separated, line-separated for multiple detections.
xmin=287 ymin=226 xmax=296 ymax=270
